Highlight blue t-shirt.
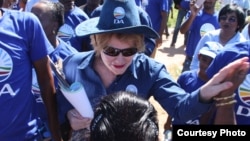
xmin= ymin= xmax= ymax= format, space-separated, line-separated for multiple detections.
xmin=174 ymin=70 xmax=207 ymax=124
xmin=207 ymin=40 xmax=250 ymax=124
xmin=0 ymin=9 xmax=53 ymax=140
xmin=32 ymin=37 xmax=78 ymax=137
xmin=185 ymin=10 xmax=220 ymax=57
xmin=57 ymin=51 xmax=212 ymax=124
xmin=145 ymin=0 xmax=169 ymax=32
xmin=180 ymin=0 xmax=190 ymax=11
xmin=58 ymin=6 xmax=89 ymax=52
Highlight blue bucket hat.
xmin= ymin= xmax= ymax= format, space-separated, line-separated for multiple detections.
xmin=75 ymin=0 xmax=159 ymax=39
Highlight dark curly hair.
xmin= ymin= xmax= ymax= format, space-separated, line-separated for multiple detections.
xmin=90 ymin=91 xmax=159 ymax=141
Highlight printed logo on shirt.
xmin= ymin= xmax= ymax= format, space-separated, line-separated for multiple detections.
xmin=200 ymin=23 xmax=216 ymax=37
xmin=57 ymin=24 xmax=74 ymax=42
xmin=113 ymin=7 xmax=125 ymax=24
xmin=238 ymin=74 xmax=250 ymax=106
xmin=0 ymin=48 xmax=15 ymax=97
xmin=235 ymin=74 xmax=250 ymax=118
xmin=0 ymin=48 xmax=13 ymax=82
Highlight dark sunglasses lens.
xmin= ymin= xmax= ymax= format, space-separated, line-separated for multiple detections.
xmin=103 ymin=47 xmax=119 ymax=56
xmin=103 ymin=47 xmax=138 ymax=57
xmin=220 ymin=16 xmax=236 ymax=23
xmin=122 ymin=48 xmax=138 ymax=56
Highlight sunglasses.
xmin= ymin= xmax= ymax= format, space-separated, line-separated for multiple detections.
xmin=219 ymin=16 xmax=237 ymax=23
xmin=103 ymin=46 xmax=138 ymax=57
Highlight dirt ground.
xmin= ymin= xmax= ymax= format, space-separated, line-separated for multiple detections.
xmin=150 ymin=28 xmax=186 ymax=141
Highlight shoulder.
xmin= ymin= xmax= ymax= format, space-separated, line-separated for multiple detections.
xmin=58 ymin=38 xmax=79 ymax=53
xmin=207 ymin=41 xmax=250 ymax=77
xmin=63 ymin=51 xmax=93 ymax=66
xmin=133 ymin=54 xmax=166 ymax=72
xmin=73 ymin=7 xmax=89 ymax=19
xmin=4 ymin=9 xmax=39 ymax=23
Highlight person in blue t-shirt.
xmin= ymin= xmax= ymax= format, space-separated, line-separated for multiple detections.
xmin=57 ymin=0 xmax=91 ymax=52
xmin=206 ymin=40 xmax=250 ymax=125
xmin=173 ymin=41 xmax=223 ymax=125
xmin=180 ymin=0 xmax=220 ymax=72
xmin=164 ymin=42 xmax=223 ymax=131
xmin=0 ymin=3 xmax=62 ymax=141
xmin=31 ymin=1 xmax=78 ymax=140
xmin=145 ymin=0 xmax=169 ymax=48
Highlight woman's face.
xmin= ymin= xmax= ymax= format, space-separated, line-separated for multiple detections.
xmin=219 ymin=12 xmax=239 ymax=33
xmin=100 ymin=35 xmax=137 ymax=75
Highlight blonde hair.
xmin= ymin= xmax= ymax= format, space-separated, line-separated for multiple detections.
xmin=90 ymin=33 xmax=145 ymax=56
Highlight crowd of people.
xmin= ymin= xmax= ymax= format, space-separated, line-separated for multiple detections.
xmin=1 ymin=0 xmax=250 ymax=141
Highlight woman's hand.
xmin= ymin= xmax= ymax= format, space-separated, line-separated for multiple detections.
xmin=67 ymin=109 xmax=92 ymax=131
xmin=200 ymin=57 xmax=249 ymax=102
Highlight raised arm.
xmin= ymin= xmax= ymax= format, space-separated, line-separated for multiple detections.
xmin=199 ymin=57 xmax=249 ymax=102
xmin=180 ymin=0 xmax=202 ymax=34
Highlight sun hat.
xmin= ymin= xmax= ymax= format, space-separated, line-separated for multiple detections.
xmin=199 ymin=42 xmax=223 ymax=58
xmin=75 ymin=0 xmax=159 ymax=39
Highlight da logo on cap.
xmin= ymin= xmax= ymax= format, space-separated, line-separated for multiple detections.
xmin=114 ymin=7 xmax=125 ymax=19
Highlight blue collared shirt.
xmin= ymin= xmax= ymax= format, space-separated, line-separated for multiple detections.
xmin=57 ymin=51 xmax=211 ymax=123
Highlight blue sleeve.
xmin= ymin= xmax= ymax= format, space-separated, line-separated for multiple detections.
xmin=151 ymin=63 xmax=211 ymax=122
xmin=206 ymin=42 xmax=250 ymax=79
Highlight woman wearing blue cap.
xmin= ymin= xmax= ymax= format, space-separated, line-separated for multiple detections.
xmin=55 ymin=0 xmax=250 ymax=140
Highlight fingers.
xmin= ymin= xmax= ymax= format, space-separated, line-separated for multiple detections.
xmin=209 ymin=57 xmax=249 ymax=85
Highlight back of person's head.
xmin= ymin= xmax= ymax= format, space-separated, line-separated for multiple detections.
xmin=31 ymin=0 xmax=64 ymax=34
xmin=90 ymin=91 xmax=159 ymax=141
xmin=218 ymin=4 xmax=246 ymax=31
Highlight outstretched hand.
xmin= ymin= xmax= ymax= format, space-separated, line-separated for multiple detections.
xmin=199 ymin=57 xmax=249 ymax=102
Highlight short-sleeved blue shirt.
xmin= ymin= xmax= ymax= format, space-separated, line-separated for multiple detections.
xmin=207 ymin=41 xmax=250 ymax=124
xmin=0 ymin=9 xmax=53 ymax=140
